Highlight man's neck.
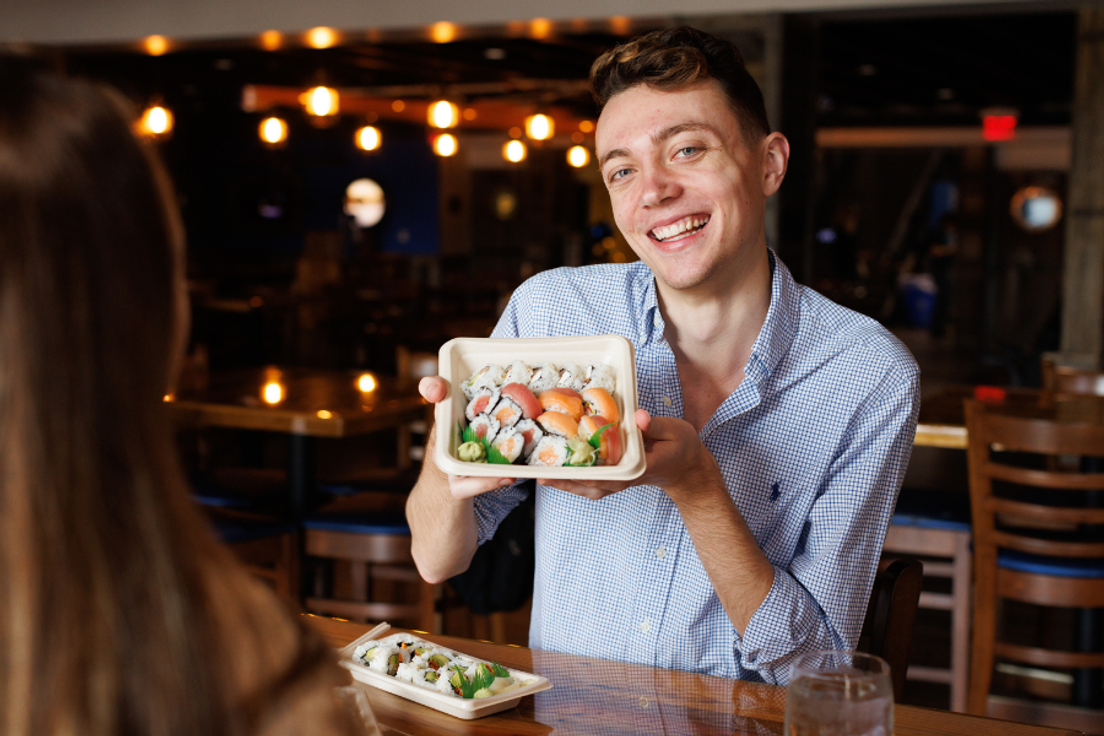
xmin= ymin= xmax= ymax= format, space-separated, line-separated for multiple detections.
xmin=657 ymin=248 xmax=772 ymax=431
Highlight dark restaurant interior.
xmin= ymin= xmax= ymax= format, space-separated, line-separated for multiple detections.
xmin=3 ymin=0 xmax=1103 ymax=733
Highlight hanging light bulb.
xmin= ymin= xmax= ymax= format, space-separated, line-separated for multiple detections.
xmin=525 ymin=113 xmax=554 ymax=141
xmin=137 ymin=103 xmax=173 ymax=138
xmin=567 ymin=145 xmax=590 ymax=168
xmin=302 ymin=86 xmax=339 ymax=117
xmin=503 ymin=139 xmax=527 ymax=163
xmin=144 ymin=35 xmax=169 ymax=56
xmin=433 ymin=133 xmax=458 ymax=157
xmin=427 ymin=100 xmax=459 ymax=129
xmin=305 ymin=26 xmax=338 ymax=49
xmin=356 ymin=125 xmax=381 ymax=151
xmin=259 ymin=116 xmax=288 ymax=146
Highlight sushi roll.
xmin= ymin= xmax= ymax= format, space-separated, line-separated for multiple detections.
xmin=584 ymin=362 xmax=616 ymax=392
xmin=527 ymin=435 xmax=569 ymax=467
xmin=527 ymin=362 xmax=559 ymax=395
xmin=556 ymin=361 xmax=586 ymax=391
xmin=463 ymin=363 xmax=506 ymax=399
xmin=536 ymin=410 xmax=579 ymax=439
xmin=469 ymin=413 xmax=501 ymax=443
xmin=489 ymin=396 xmax=523 ymax=429
xmin=504 ymin=360 xmax=533 ymax=387
xmin=582 ymin=387 xmax=620 ymax=422
xmin=491 ymin=427 xmax=524 ymax=463
xmin=499 ymin=382 xmax=542 ymax=420
xmin=514 ymin=418 xmax=544 ymax=458
xmin=538 ymin=388 xmax=584 ymax=421
xmin=465 ymin=388 xmax=501 ymax=422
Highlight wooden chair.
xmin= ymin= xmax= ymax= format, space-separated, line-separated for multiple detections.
xmin=1041 ymin=355 xmax=1104 ymax=396
xmin=964 ymin=398 xmax=1104 ymax=732
xmin=882 ymin=498 xmax=972 ymax=711
xmin=206 ymin=508 xmax=301 ymax=604
xmin=302 ymin=512 xmax=437 ymax=632
xmin=858 ymin=557 xmax=924 ymax=702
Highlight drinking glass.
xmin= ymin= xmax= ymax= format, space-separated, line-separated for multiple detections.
xmin=333 ymin=684 xmax=383 ymax=736
xmin=783 ymin=650 xmax=893 ymax=736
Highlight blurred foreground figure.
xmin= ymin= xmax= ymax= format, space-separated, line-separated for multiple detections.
xmin=0 ymin=60 xmax=358 ymax=736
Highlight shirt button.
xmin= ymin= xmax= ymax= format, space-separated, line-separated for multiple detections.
xmin=661 ymin=396 xmax=672 ymax=407
xmin=655 ymin=546 xmax=667 ymax=559
xmin=639 ymin=620 xmax=651 ymax=633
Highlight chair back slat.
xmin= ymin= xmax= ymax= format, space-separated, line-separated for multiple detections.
xmin=992 ymin=531 xmax=1104 ymax=558
xmin=985 ymin=461 xmax=1104 ymax=491
xmin=974 ymin=412 xmax=1104 ymax=457
xmin=989 ymin=496 xmax=1104 ymax=525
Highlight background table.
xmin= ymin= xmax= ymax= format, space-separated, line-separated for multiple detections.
xmin=308 ymin=617 xmax=1084 ymax=736
xmin=169 ymin=367 xmax=428 ymax=514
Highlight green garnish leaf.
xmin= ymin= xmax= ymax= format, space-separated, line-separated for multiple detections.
xmin=491 ymin=662 xmax=510 ymax=678
xmin=486 ymin=443 xmax=513 ymax=465
xmin=588 ymin=422 xmax=614 ymax=448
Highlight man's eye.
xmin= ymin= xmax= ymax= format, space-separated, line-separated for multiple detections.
xmin=610 ymin=167 xmax=632 ymax=181
xmin=676 ymin=146 xmax=700 ymax=158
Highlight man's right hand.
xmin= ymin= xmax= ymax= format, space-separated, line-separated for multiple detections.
xmin=418 ymin=375 xmax=517 ymax=499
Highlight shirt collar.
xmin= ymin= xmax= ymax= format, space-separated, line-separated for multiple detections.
xmin=745 ymin=249 xmax=800 ymax=383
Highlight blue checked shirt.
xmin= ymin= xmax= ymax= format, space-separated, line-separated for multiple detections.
xmin=472 ymin=251 xmax=920 ymax=684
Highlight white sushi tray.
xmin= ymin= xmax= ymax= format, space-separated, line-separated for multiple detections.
xmin=338 ymin=624 xmax=553 ymax=720
xmin=434 ymin=334 xmax=647 ymax=481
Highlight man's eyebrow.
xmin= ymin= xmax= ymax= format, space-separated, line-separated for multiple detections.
xmin=598 ymin=122 xmax=719 ymax=170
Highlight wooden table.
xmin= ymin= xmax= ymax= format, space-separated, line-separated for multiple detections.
xmin=169 ymin=367 xmax=428 ymax=514
xmin=914 ymin=386 xmax=1104 ymax=450
xmin=307 ymin=616 xmax=1084 ymax=736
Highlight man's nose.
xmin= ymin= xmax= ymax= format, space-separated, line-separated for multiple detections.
xmin=640 ymin=166 xmax=680 ymax=208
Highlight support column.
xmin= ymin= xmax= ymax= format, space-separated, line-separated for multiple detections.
xmin=1061 ymin=7 xmax=1104 ymax=365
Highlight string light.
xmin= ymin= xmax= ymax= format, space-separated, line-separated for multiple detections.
xmin=430 ymin=22 xmax=456 ymax=43
xmin=567 ymin=145 xmax=590 ymax=168
xmin=137 ymin=104 xmax=173 ymax=138
xmin=357 ymin=373 xmax=378 ymax=392
xmin=356 ymin=125 xmax=381 ymax=151
xmin=306 ymin=27 xmax=338 ymax=49
xmin=525 ymin=113 xmax=554 ymax=141
xmin=144 ymin=35 xmax=169 ymax=56
xmin=433 ymin=133 xmax=458 ymax=157
xmin=259 ymin=116 xmax=288 ymax=145
xmin=503 ymin=139 xmax=527 ymax=163
xmin=262 ymin=381 xmax=284 ymax=405
xmin=428 ymin=100 xmax=459 ymax=129
xmin=259 ymin=30 xmax=282 ymax=50
xmin=302 ymin=86 xmax=339 ymax=117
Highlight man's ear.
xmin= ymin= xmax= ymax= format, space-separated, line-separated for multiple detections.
xmin=762 ymin=132 xmax=790 ymax=197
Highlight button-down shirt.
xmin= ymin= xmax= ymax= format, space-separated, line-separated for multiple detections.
xmin=472 ymin=251 xmax=920 ymax=683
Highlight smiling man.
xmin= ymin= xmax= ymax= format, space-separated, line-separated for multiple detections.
xmin=407 ymin=26 xmax=920 ymax=684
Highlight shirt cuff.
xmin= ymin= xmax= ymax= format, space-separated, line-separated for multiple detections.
xmin=472 ymin=482 xmax=529 ymax=544
xmin=735 ymin=567 xmax=821 ymax=684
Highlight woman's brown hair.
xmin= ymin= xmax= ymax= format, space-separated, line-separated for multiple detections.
xmin=0 ymin=59 xmax=351 ymax=736
xmin=589 ymin=26 xmax=771 ymax=144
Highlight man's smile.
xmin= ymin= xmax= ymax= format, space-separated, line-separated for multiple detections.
xmin=650 ymin=214 xmax=710 ymax=243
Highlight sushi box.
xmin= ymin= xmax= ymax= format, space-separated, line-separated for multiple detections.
xmin=338 ymin=626 xmax=553 ymax=720
xmin=435 ymin=335 xmax=647 ymax=481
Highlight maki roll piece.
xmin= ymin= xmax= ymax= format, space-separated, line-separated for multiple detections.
xmin=504 ymin=360 xmax=533 ymax=387
xmin=489 ymin=396 xmax=524 ymax=429
xmin=556 ymin=362 xmax=586 ymax=392
xmin=527 ymin=362 xmax=559 ymax=395
xmin=491 ymin=427 xmax=524 ymax=463
xmin=582 ymin=387 xmax=620 ymax=423
xmin=499 ymin=382 xmax=542 ymax=420
xmin=538 ymin=388 xmax=584 ymax=421
xmin=527 ymin=435 xmax=569 ymax=467
xmin=465 ymin=388 xmax=501 ymax=422
xmin=469 ymin=414 xmax=501 ymax=444
xmin=463 ymin=364 xmax=506 ymax=399
xmin=514 ymin=418 xmax=544 ymax=458
xmin=584 ymin=362 xmax=616 ymax=393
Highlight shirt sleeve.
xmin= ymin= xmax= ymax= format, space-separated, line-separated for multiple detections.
xmin=734 ymin=361 xmax=920 ymax=684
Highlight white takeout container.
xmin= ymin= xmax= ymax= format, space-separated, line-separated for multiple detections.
xmin=338 ymin=629 xmax=552 ymax=720
xmin=434 ymin=335 xmax=646 ymax=481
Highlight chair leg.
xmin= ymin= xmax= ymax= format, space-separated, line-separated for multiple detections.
xmin=968 ymin=563 xmax=998 ymax=715
xmin=950 ymin=533 xmax=972 ymax=712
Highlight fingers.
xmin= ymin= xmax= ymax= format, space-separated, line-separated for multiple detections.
xmin=634 ymin=408 xmax=652 ymax=432
xmin=419 ymin=375 xmax=449 ymax=403
xmin=539 ymin=478 xmax=627 ymax=501
xmin=448 ymin=474 xmax=515 ymax=500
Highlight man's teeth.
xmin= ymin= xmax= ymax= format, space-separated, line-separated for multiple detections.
xmin=652 ymin=216 xmax=709 ymax=242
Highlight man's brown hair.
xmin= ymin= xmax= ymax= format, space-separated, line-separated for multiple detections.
xmin=590 ymin=26 xmax=770 ymax=143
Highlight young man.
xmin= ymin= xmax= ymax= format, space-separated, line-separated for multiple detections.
xmin=407 ymin=26 xmax=919 ymax=684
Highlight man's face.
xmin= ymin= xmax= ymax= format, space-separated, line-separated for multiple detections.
xmin=596 ymin=80 xmax=781 ymax=294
